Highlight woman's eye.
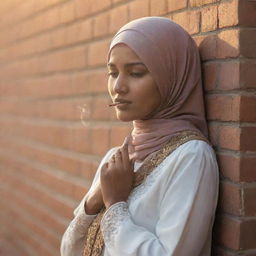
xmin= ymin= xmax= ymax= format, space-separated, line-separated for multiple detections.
xmin=107 ymin=72 xmax=118 ymax=78
xmin=130 ymin=72 xmax=145 ymax=78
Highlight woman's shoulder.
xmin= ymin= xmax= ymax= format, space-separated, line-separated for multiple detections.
xmin=162 ymin=139 xmax=218 ymax=172
xmin=159 ymin=139 xmax=219 ymax=185
xmin=174 ymin=139 xmax=215 ymax=157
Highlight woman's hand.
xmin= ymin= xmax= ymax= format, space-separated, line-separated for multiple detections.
xmin=84 ymin=183 xmax=104 ymax=215
xmin=100 ymin=138 xmax=134 ymax=209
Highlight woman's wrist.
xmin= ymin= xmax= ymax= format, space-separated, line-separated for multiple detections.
xmin=104 ymin=198 xmax=127 ymax=209
xmin=84 ymin=198 xmax=102 ymax=215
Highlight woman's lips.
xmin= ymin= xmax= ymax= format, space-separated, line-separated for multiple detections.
xmin=109 ymin=99 xmax=132 ymax=107
xmin=115 ymin=102 xmax=131 ymax=109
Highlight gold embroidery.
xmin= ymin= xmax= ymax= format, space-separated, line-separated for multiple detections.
xmin=83 ymin=130 xmax=209 ymax=256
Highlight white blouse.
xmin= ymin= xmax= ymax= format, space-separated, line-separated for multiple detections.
xmin=60 ymin=140 xmax=219 ymax=256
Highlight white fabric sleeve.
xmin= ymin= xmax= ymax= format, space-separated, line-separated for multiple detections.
xmin=60 ymin=147 xmax=118 ymax=256
xmin=100 ymin=142 xmax=219 ymax=256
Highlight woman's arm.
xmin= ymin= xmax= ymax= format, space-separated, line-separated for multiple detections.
xmin=60 ymin=147 xmax=118 ymax=256
xmin=100 ymin=141 xmax=219 ymax=256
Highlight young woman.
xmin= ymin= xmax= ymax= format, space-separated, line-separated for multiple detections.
xmin=60 ymin=16 xmax=219 ymax=256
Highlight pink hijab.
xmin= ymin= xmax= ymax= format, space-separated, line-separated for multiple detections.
xmin=108 ymin=17 xmax=208 ymax=161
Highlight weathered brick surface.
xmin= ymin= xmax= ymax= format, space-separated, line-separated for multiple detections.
xmin=129 ymin=0 xmax=150 ymax=20
xmin=201 ymin=5 xmax=218 ymax=32
xmin=172 ymin=10 xmax=200 ymax=34
xmin=150 ymin=0 xmax=167 ymax=16
xmin=0 ymin=0 xmax=255 ymax=255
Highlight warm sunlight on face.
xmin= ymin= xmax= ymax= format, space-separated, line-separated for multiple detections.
xmin=107 ymin=44 xmax=161 ymax=122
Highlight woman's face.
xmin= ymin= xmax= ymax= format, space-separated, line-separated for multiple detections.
xmin=107 ymin=44 xmax=161 ymax=122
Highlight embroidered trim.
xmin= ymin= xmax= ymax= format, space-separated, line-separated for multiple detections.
xmin=101 ymin=202 xmax=129 ymax=247
xmin=83 ymin=130 xmax=209 ymax=256
xmin=128 ymin=158 xmax=167 ymax=204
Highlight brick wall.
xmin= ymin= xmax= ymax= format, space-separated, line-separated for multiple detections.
xmin=0 ymin=0 xmax=255 ymax=255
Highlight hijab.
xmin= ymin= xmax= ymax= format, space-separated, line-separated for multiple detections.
xmin=108 ymin=17 xmax=208 ymax=161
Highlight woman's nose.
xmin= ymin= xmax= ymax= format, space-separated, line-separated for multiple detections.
xmin=113 ymin=75 xmax=128 ymax=94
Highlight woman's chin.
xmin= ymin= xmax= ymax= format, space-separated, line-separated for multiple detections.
xmin=116 ymin=112 xmax=135 ymax=122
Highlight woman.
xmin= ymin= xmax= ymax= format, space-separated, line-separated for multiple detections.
xmin=60 ymin=17 xmax=219 ymax=256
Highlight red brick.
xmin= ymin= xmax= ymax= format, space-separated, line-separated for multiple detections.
xmin=23 ymin=75 xmax=75 ymax=98
xmin=33 ymin=33 xmax=52 ymax=54
xmin=202 ymin=63 xmax=218 ymax=91
xmin=72 ymin=72 xmax=93 ymax=94
xmin=91 ymin=96 xmax=113 ymax=121
xmin=129 ymin=0 xmax=150 ymax=20
xmin=239 ymin=0 xmax=256 ymax=26
xmin=240 ymin=60 xmax=256 ymax=89
xmin=167 ymin=0 xmax=187 ymax=12
xmin=208 ymin=123 xmax=219 ymax=146
xmin=172 ymin=10 xmax=200 ymax=34
xmin=214 ymin=215 xmax=241 ymax=250
xmin=190 ymin=0 xmax=219 ymax=7
xmin=110 ymin=125 xmax=132 ymax=148
xmin=240 ymin=127 xmax=256 ymax=152
xmin=218 ymin=61 xmax=240 ymax=90
xmin=5 ymin=172 xmax=74 ymax=219
xmin=218 ymin=0 xmax=239 ymax=28
xmin=244 ymin=186 xmax=256 ymax=216
xmin=51 ymin=28 xmax=66 ymax=48
xmin=217 ymin=29 xmax=240 ymax=58
xmin=240 ymin=220 xmax=256 ymax=249
xmin=219 ymin=181 xmax=242 ymax=216
xmin=80 ymin=19 xmax=94 ymax=41
xmin=88 ymin=39 xmax=110 ymax=67
xmin=91 ymin=126 xmax=110 ymax=156
xmin=74 ymin=0 xmax=91 ymax=18
xmin=73 ymin=182 xmax=88 ymax=201
xmin=201 ymin=5 xmax=218 ymax=32
xmin=1 ymin=205 xmax=59 ymax=251
xmin=240 ymin=156 xmax=256 ymax=182
xmin=80 ymin=163 xmax=98 ymax=184
xmin=206 ymin=95 xmax=240 ymax=121
xmin=72 ymin=126 xmax=92 ymax=154
xmin=93 ymin=12 xmax=110 ymax=38
xmin=6 ymin=138 xmax=91 ymax=179
xmin=90 ymin=0 xmax=111 ymax=14
xmin=217 ymin=153 xmax=240 ymax=182
xmin=240 ymin=96 xmax=256 ymax=122
xmin=60 ymin=1 xmax=75 ymax=24
xmin=66 ymin=19 xmax=93 ymax=45
xmin=41 ymin=7 xmax=60 ymax=31
xmin=240 ymin=29 xmax=256 ymax=58
xmin=196 ymin=34 xmax=218 ymax=60
xmin=1 ymin=183 xmax=66 ymax=234
xmin=219 ymin=126 xmax=256 ymax=152
xmin=86 ymin=69 xmax=108 ymax=93
xmin=46 ymin=46 xmax=87 ymax=72
xmin=219 ymin=126 xmax=241 ymax=151
xmin=109 ymin=5 xmax=129 ymax=34
xmin=150 ymin=0 xmax=167 ymax=16
xmin=19 ymin=18 xmax=36 ymax=38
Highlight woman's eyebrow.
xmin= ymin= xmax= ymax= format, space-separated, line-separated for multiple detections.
xmin=107 ymin=62 xmax=146 ymax=67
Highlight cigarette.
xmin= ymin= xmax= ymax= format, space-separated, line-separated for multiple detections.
xmin=109 ymin=103 xmax=119 ymax=107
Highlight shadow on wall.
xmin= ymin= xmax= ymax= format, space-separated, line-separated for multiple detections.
xmin=199 ymin=34 xmax=240 ymax=255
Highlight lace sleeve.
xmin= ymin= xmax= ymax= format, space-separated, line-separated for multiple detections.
xmin=60 ymin=207 xmax=96 ymax=256
xmin=101 ymin=202 xmax=129 ymax=247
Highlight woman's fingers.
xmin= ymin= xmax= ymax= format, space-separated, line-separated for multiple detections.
xmin=114 ymin=149 xmax=123 ymax=170
xmin=120 ymin=138 xmax=132 ymax=171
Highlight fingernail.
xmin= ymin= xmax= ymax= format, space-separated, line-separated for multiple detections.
xmin=122 ymin=137 xmax=128 ymax=147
